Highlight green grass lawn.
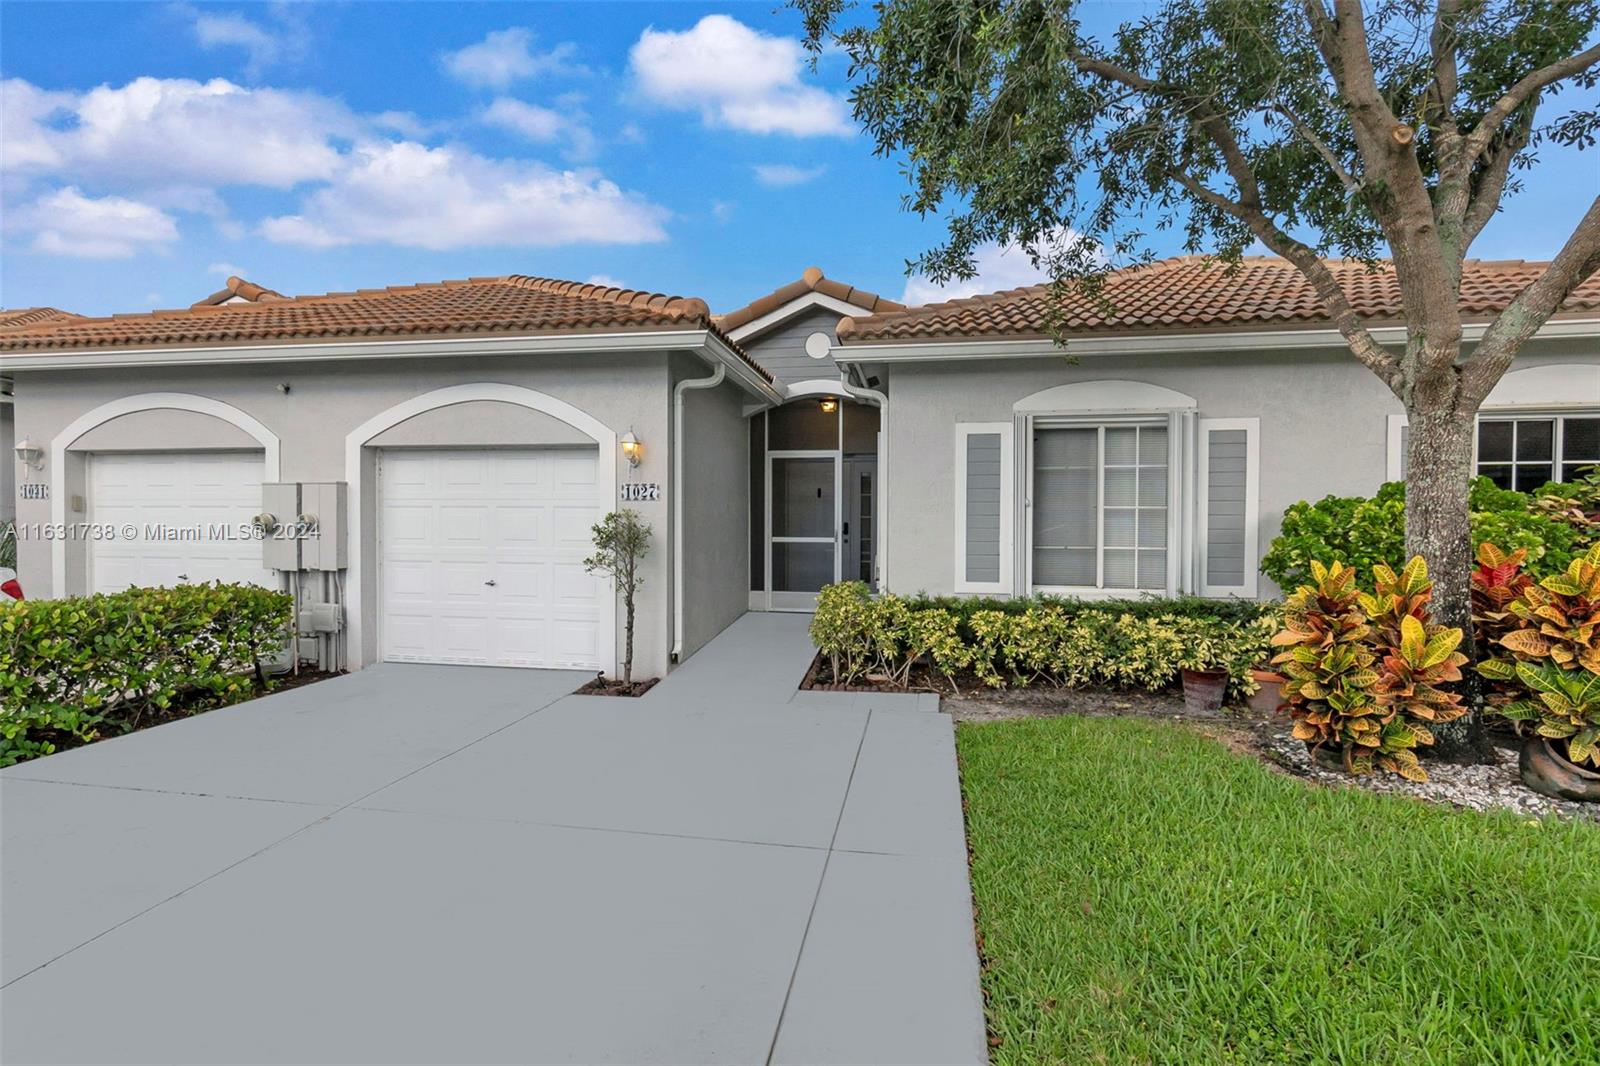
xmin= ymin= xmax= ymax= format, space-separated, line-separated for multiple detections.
xmin=958 ymin=716 xmax=1600 ymax=1065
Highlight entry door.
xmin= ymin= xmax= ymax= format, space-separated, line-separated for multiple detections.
xmin=768 ymin=451 xmax=839 ymax=610
xmin=843 ymin=458 xmax=877 ymax=586
xmin=378 ymin=448 xmax=604 ymax=669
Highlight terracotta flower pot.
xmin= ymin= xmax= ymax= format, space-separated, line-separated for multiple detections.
xmin=1180 ymin=668 xmax=1228 ymax=715
xmin=1246 ymin=668 xmax=1285 ymax=715
xmin=1520 ymin=736 xmax=1600 ymax=802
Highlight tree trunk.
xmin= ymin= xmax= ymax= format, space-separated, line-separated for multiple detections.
xmin=623 ymin=593 xmax=635 ymax=686
xmin=1403 ymin=406 xmax=1492 ymax=762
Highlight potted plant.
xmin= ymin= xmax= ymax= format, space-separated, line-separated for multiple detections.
xmin=1176 ymin=618 xmax=1235 ymax=714
xmin=1500 ymin=664 xmax=1600 ymax=801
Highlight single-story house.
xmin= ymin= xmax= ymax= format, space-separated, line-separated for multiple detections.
xmin=3 ymin=258 xmax=1596 ymax=678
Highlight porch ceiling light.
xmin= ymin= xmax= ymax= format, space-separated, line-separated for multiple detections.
xmin=819 ymin=397 xmax=839 ymax=414
xmin=620 ymin=430 xmax=644 ymax=467
xmin=14 ymin=437 xmax=43 ymax=470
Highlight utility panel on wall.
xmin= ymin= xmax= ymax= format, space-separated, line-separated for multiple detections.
xmin=260 ymin=481 xmax=347 ymax=571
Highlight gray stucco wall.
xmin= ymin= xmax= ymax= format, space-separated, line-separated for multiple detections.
xmin=673 ymin=356 xmax=751 ymax=658
xmin=877 ymin=337 xmax=1598 ymax=600
xmin=2 ymin=398 xmax=15 ymax=525
xmin=738 ymin=306 xmax=852 ymax=388
xmin=9 ymin=352 xmax=694 ymax=678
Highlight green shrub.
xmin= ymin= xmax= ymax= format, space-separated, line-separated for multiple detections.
xmin=809 ymin=583 xmax=1279 ymax=699
xmin=1261 ymin=478 xmax=1579 ymax=591
xmin=0 ymin=582 xmax=292 ymax=766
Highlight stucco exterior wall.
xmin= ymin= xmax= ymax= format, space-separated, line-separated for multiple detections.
xmin=2 ymin=398 xmax=15 ymax=525
xmin=673 ymin=357 xmax=751 ymax=658
xmin=8 ymin=351 xmax=692 ymax=678
xmin=876 ymin=337 xmax=1598 ymax=600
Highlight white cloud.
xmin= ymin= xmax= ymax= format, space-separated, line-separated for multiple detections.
xmin=260 ymin=141 xmax=668 ymax=250
xmin=16 ymin=186 xmax=179 ymax=258
xmin=711 ymin=200 xmax=735 ymax=223
xmin=208 ymin=261 xmax=249 ymax=277
xmin=901 ymin=236 xmax=1106 ymax=304
xmin=753 ymin=163 xmax=825 ymax=187
xmin=629 ymin=15 xmax=852 ymax=136
xmin=586 ymin=274 xmax=627 ymax=288
xmin=442 ymin=28 xmax=583 ymax=89
xmin=188 ymin=5 xmax=309 ymax=79
xmin=482 ymin=97 xmax=565 ymax=141
xmin=1 ymin=76 xmax=354 ymax=190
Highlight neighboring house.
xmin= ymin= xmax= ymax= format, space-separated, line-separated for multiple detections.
xmin=1 ymin=259 xmax=1595 ymax=678
xmin=1 ymin=307 xmax=82 ymax=525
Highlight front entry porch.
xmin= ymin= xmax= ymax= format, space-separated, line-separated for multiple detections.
xmin=749 ymin=394 xmax=881 ymax=611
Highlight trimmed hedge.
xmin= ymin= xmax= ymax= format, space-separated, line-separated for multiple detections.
xmin=1261 ymin=477 xmax=1589 ymax=592
xmin=0 ymin=582 xmax=293 ymax=766
xmin=810 ymin=582 xmax=1280 ymax=697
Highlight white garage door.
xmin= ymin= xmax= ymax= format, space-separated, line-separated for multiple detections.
xmin=89 ymin=451 xmax=274 ymax=594
xmin=378 ymin=448 xmax=606 ymax=669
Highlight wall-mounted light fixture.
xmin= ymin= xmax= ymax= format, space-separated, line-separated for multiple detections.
xmin=818 ymin=397 xmax=839 ymax=414
xmin=14 ymin=437 xmax=44 ymax=470
xmin=620 ymin=430 xmax=644 ymax=467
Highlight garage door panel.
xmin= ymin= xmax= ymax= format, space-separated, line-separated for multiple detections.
xmin=378 ymin=448 xmax=603 ymax=670
xmin=88 ymin=452 xmax=271 ymax=595
xmin=494 ymin=506 xmax=547 ymax=547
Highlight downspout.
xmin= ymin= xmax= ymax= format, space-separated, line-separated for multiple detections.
xmin=672 ymin=361 xmax=726 ymax=663
xmin=840 ymin=370 xmax=888 ymax=590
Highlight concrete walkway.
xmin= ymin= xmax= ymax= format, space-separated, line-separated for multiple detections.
xmin=0 ymin=614 xmax=985 ymax=1065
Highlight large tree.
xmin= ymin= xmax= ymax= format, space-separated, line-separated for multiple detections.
xmin=799 ymin=0 xmax=1600 ymax=756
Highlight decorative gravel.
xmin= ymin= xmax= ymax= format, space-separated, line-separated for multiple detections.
xmin=1261 ymin=731 xmax=1600 ymax=823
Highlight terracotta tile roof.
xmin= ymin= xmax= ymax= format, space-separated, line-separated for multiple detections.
xmin=0 ymin=307 xmax=83 ymax=330
xmin=1 ymin=275 xmax=771 ymax=382
xmin=191 ymin=275 xmax=285 ymax=308
xmin=836 ymin=256 xmax=1600 ymax=343
xmin=716 ymin=266 xmax=906 ymax=335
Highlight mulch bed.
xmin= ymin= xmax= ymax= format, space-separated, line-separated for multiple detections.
xmin=573 ymin=675 xmax=660 ymax=698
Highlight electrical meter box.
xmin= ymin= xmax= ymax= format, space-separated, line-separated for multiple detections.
xmin=300 ymin=481 xmax=348 ymax=571
xmin=260 ymin=483 xmax=301 ymax=571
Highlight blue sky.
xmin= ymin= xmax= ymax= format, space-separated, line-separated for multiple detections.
xmin=3 ymin=1 xmax=1596 ymax=318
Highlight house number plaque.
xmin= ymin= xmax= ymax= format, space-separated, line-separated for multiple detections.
xmin=19 ymin=483 xmax=49 ymax=500
xmin=619 ymin=483 xmax=660 ymax=502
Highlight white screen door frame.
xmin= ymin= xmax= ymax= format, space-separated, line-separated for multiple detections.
xmin=765 ymin=448 xmax=842 ymax=611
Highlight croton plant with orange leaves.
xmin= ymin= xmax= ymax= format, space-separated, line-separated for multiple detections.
xmin=1272 ymin=557 xmax=1467 ymax=781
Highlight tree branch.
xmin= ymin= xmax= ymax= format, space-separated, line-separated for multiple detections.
xmin=1168 ymin=167 xmax=1404 ymax=389
xmin=1465 ymin=42 xmax=1600 ymax=163
xmin=1273 ymin=102 xmax=1360 ymax=194
xmin=1461 ymin=103 xmax=1538 ymax=251
xmin=1459 ymin=195 xmax=1600 ymax=408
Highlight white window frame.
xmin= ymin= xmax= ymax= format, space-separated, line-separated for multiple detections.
xmin=1024 ymin=414 xmax=1180 ymax=598
xmin=1196 ymin=417 xmax=1261 ymax=599
xmin=1386 ymin=408 xmax=1600 ymax=486
xmin=953 ymin=422 xmax=1014 ymax=594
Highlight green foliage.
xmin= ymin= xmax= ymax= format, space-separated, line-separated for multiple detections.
xmin=0 ymin=520 xmax=15 ymax=571
xmin=584 ymin=508 xmax=652 ymax=683
xmin=810 ymin=582 xmax=1278 ymax=698
xmin=0 ymin=583 xmax=292 ymax=767
xmin=958 ymin=714 xmax=1600 ymax=1064
xmin=1273 ymin=558 xmax=1467 ymax=780
xmin=1498 ymin=663 xmax=1600 ymax=768
xmin=1261 ymin=478 xmax=1580 ymax=591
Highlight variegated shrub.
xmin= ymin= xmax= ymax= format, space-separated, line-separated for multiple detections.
xmin=1497 ymin=542 xmax=1600 ymax=674
xmin=1273 ymin=558 xmax=1467 ymax=781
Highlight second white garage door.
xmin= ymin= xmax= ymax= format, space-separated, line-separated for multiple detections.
xmin=378 ymin=448 xmax=606 ymax=669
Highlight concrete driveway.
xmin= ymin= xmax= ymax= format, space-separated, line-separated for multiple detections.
xmin=0 ymin=614 xmax=985 ymax=1065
